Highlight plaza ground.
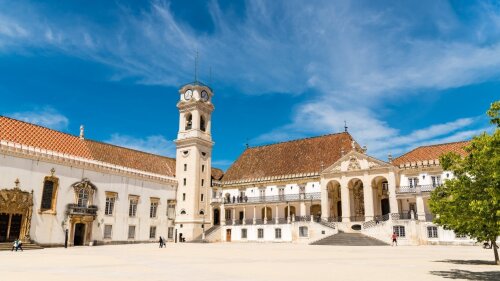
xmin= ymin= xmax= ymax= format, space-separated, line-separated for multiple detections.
xmin=1 ymin=243 xmax=499 ymax=281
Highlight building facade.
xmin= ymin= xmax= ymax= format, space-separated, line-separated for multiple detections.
xmin=0 ymin=81 xmax=477 ymax=246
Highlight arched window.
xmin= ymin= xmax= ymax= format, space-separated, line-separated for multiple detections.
xmin=77 ymin=189 xmax=89 ymax=207
xmin=200 ymin=115 xmax=206 ymax=132
xmin=199 ymin=210 xmax=205 ymax=215
xmin=185 ymin=113 xmax=192 ymax=130
xmin=180 ymin=209 xmax=187 ymax=215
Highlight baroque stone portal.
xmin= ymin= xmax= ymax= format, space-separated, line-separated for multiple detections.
xmin=0 ymin=179 xmax=33 ymax=242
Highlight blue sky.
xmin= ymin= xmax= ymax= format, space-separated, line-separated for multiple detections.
xmin=0 ymin=0 xmax=499 ymax=170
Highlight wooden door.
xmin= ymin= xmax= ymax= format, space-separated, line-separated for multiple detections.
xmin=226 ymin=229 xmax=231 ymax=242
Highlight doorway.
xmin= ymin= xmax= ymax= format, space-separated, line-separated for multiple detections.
xmin=9 ymin=214 xmax=22 ymax=241
xmin=0 ymin=213 xmax=22 ymax=242
xmin=213 ymin=209 xmax=220 ymax=225
xmin=381 ymin=199 xmax=390 ymax=216
xmin=239 ymin=211 xmax=244 ymax=223
xmin=73 ymin=223 xmax=85 ymax=246
xmin=0 ymin=213 xmax=9 ymax=242
xmin=226 ymin=229 xmax=231 ymax=242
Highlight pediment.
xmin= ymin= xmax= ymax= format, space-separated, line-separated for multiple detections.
xmin=322 ymin=151 xmax=391 ymax=174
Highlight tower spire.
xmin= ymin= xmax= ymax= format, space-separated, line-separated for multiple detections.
xmin=344 ymin=120 xmax=348 ymax=132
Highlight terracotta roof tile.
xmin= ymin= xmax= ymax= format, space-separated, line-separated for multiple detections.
xmin=222 ymin=132 xmax=355 ymax=182
xmin=0 ymin=115 xmax=176 ymax=177
xmin=392 ymin=141 xmax=470 ymax=166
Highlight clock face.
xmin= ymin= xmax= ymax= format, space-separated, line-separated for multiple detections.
xmin=201 ymin=90 xmax=209 ymax=102
xmin=184 ymin=89 xmax=193 ymax=100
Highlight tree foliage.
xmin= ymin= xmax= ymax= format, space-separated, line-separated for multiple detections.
xmin=429 ymin=101 xmax=500 ymax=264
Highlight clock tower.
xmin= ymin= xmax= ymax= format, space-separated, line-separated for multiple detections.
xmin=174 ymin=82 xmax=214 ymax=242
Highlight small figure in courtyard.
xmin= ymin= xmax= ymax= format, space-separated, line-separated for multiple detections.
xmin=11 ymin=239 xmax=18 ymax=251
xmin=159 ymin=236 xmax=164 ymax=248
xmin=232 ymin=196 xmax=235 ymax=203
xmin=244 ymin=196 xmax=248 ymax=202
xmin=17 ymin=239 xmax=23 ymax=251
xmin=162 ymin=236 xmax=167 ymax=247
xmin=391 ymin=232 xmax=398 ymax=246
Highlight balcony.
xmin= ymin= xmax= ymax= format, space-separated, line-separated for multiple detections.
xmin=212 ymin=192 xmax=321 ymax=205
xmin=67 ymin=204 xmax=98 ymax=217
xmin=396 ymin=184 xmax=441 ymax=194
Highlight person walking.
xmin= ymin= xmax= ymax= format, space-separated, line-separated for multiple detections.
xmin=16 ymin=239 xmax=23 ymax=251
xmin=391 ymin=232 xmax=398 ymax=246
xmin=159 ymin=236 xmax=164 ymax=248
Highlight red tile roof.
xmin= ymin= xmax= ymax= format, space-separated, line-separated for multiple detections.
xmin=392 ymin=141 xmax=470 ymax=166
xmin=222 ymin=132 xmax=355 ymax=182
xmin=0 ymin=115 xmax=178 ymax=177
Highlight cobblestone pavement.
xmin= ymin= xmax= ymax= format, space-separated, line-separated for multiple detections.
xmin=1 ymin=243 xmax=499 ymax=281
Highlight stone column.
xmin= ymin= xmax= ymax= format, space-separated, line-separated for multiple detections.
xmin=341 ymin=180 xmax=351 ymax=222
xmin=416 ymin=194 xmax=426 ymax=221
xmin=232 ymin=208 xmax=236 ymax=225
xmin=275 ymin=205 xmax=279 ymax=224
xmin=300 ymin=201 xmax=306 ymax=218
xmin=363 ymin=177 xmax=374 ymax=221
xmin=387 ymin=171 xmax=399 ymax=216
xmin=253 ymin=205 xmax=256 ymax=224
xmin=243 ymin=207 xmax=246 ymax=225
xmin=220 ymin=204 xmax=226 ymax=226
xmin=264 ymin=205 xmax=267 ymax=224
xmin=320 ymin=178 xmax=329 ymax=220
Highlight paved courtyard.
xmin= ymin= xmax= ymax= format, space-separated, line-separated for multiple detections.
xmin=1 ymin=243 xmax=499 ymax=281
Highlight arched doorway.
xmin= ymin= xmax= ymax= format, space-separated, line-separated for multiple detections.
xmin=327 ymin=180 xmax=341 ymax=218
xmin=213 ymin=208 xmax=220 ymax=225
xmin=284 ymin=206 xmax=296 ymax=219
xmin=261 ymin=207 xmax=272 ymax=220
xmin=348 ymin=178 xmax=365 ymax=221
xmin=371 ymin=176 xmax=390 ymax=217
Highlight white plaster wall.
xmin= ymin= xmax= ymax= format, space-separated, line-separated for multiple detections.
xmin=0 ymin=154 xmax=176 ymax=246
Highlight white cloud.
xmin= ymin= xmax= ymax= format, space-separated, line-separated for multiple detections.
xmin=106 ymin=133 xmax=176 ymax=158
xmin=6 ymin=107 xmax=69 ymax=131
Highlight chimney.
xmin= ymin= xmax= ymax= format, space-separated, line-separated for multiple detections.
xmin=79 ymin=125 xmax=85 ymax=140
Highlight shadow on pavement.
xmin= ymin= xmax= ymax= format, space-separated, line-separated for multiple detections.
xmin=430 ymin=269 xmax=500 ymax=280
xmin=434 ymin=259 xmax=497 ymax=265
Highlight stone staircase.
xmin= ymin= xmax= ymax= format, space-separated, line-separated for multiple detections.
xmin=310 ymin=231 xmax=388 ymax=246
xmin=190 ymin=225 xmax=220 ymax=243
xmin=0 ymin=242 xmax=44 ymax=251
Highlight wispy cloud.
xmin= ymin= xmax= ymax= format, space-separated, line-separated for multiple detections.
xmin=106 ymin=133 xmax=176 ymax=157
xmin=0 ymin=1 xmax=499 ymax=160
xmin=5 ymin=106 xmax=69 ymax=131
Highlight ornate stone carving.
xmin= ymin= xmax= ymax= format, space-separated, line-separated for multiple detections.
xmin=0 ymin=179 xmax=34 ymax=242
xmin=347 ymin=156 xmax=361 ymax=171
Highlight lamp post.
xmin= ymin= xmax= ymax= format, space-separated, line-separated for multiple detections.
xmin=202 ymin=214 xmax=206 ymax=241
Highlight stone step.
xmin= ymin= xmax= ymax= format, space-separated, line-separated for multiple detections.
xmin=0 ymin=242 xmax=44 ymax=251
xmin=311 ymin=231 xmax=388 ymax=246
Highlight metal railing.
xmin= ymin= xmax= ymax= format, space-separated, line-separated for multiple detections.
xmin=326 ymin=216 xmax=342 ymax=222
xmin=295 ymin=216 xmax=311 ymax=222
xmin=212 ymin=192 xmax=321 ymax=205
xmin=396 ymin=186 xmax=417 ymax=194
xmin=396 ymin=184 xmax=441 ymax=194
xmin=67 ymin=204 xmax=98 ymax=216
xmin=349 ymin=216 xmax=365 ymax=222
xmin=391 ymin=212 xmax=413 ymax=220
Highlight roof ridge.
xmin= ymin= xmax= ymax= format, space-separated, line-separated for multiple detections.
xmin=394 ymin=139 xmax=471 ymax=160
xmin=248 ymin=131 xmax=351 ymax=149
xmin=84 ymin=139 xmax=175 ymax=161
xmin=0 ymin=115 xmax=79 ymax=139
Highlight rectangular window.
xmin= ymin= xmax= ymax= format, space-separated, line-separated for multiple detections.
xmin=393 ymin=225 xmax=406 ymax=237
xmin=168 ymin=227 xmax=174 ymax=239
xmin=275 ymin=228 xmax=282 ymax=239
xmin=149 ymin=226 xmax=157 ymax=239
xmin=183 ymin=178 xmax=186 ymax=186
xmin=104 ymin=225 xmax=113 ymax=239
xmin=257 ymin=228 xmax=264 ymax=239
xmin=40 ymin=180 xmax=55 ymax=210
xmin=201 ymin=194 xmax=204 ymax=202
xmin=128 ymin=225 xmax=136 ymax=239
xmin=167 ymin=201 xmax=176 ymax=219
xmin=225 ymin=209 xmax=231 ymax=220
xmin=182 ymin=193 xmax=186 ymax=201
xmin=408 ymin=177 xmax=419 ymax=188
xmin=201 ymin=179 xmax=204 ymax=187
xmin=241 ymin=229 xmax=247 ymax=239
xmin=184 ymin=164 xmax=187 ymax=171
xmin=455 ymin=233 xmax=467 ymax=239
xmin=427 ymin=226 xmax=438 ymax=238
xmin=202 ymin=165 xmax=205 ymax=172
xmin=129 ymin=197 xmax=138 ymax=217
xmin=431 ymin=175 xmax=442 ymax=187
xmin=105 ymin=195 xmax=116 ymax=216
xmin=259 ymin=189 xmax=265 ymax=198
xmin=299 ymin=226 xmax=308 ymax=237
xmin=150 ymin=200 xmax=158 ymax=218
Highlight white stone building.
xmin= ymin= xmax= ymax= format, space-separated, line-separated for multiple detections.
xmin=0 ymin=81 xmax=478 ymax=247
